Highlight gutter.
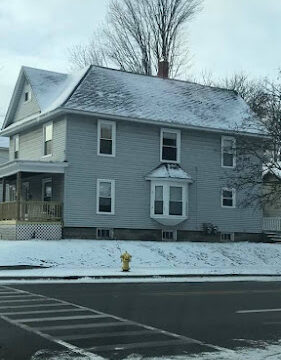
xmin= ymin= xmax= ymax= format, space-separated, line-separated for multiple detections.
xmin=0 ymin=107 xmax=268 ymax=139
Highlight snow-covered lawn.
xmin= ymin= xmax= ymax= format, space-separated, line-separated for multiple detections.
xmin=1 ymin=239 xmax=281 ymax=278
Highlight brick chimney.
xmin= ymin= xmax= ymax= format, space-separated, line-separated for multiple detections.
xmin=157 ymin=59 xmax=169 ymax=78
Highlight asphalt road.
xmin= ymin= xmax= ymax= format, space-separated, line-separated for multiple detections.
xmin=1 ymin=281 xmax=281 ymax=359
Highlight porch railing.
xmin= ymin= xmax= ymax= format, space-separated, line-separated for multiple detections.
xmin=263 ymin=217 xmax=281 ymax=232
xmin=0 ymin=201 xmax=62 ymax=222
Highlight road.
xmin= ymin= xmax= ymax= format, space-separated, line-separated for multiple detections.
xmin=1 ymin=281 xmax=281 ymax=359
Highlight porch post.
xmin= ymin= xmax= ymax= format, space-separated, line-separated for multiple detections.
xmin=16 ymin=172 xmax=22 ymax=220
xmin=2 ymin=177 xmax=5 ymax=202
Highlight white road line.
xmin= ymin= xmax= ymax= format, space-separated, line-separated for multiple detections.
xmin=2 ymin=285 xmax=234 ymax=354
xmin=1 ymin=308 xmax=90 ymax=316
xmin=0 ymin=298 xmax=51 ymax=303
xmin=263 ymin=321 xmax=281 ymax=325
xmin=0 ymin=292 xmax=22 ymax=295
xmin=1 ymin=314 xmax=104 ymax=360
xmin=35 ymin=320 xmax=131 ymax=331
xmin=60 ymin=329 xmax=157 ymax=341
xmin=0 ymin=295 xmax=37 ymax=300
xmin=18 ymin=314 xmax=108 ymax=323
xmin=0 ymin=303 xmax=67 ymax=310
xmin=87 ymin=339 xmax=192 ymax=352
xmin=237 ymin=308 xmax=281 ymax=314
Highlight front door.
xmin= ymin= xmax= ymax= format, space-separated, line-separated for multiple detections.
xmin=42 ymin=178 xmax=52 ymax=202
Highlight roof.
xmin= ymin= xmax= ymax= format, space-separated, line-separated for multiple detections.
xmin=146 ymin=164 xmax=193 ymax=181
xmin=2 ymin=65 xmax=263 ymax=135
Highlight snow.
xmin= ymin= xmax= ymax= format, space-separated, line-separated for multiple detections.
xmin=5 ymin=65 xmax=263 ymax=136
xmin=1 ymin=240 xmax=281 ymax=279
xmin=23 ymin=66 xmax=89 ymax=114
xmin=29 ymin=340 xmax=281 ymax=359
xmin=65 ymin=66 xmax=261 ymax=135
xmin=146 ymin=164 xmax=192 ymax=180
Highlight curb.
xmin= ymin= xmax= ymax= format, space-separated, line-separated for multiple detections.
xmin=0 ymin=273 xmax=280 ymax=281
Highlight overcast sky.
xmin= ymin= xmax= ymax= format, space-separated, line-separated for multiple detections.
xmin=0 ymin=0 xmax=280 ymax=122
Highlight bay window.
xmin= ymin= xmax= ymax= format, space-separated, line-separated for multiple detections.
xmin=150 ymin=181 xmax=188 ymax=225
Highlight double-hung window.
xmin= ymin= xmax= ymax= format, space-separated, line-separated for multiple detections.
xmin=14 ymin=135 xmax=19 ymax=159
xmin=221 ymin=136 xmax=236 ymax=168
xmin=98 ymin=120 xmax=116 ymax=156
xmin=161 ymin=129 xmax=180 ymax=163
xmin=151 ymin=182 xmax=187 ymax=221
xmin=97 ymin=179 xmax=115 ymax=215
xmin=221 ymin=188 xmax=236 ymax=208
xmin=43 ymin=122 xmax=53 ymax=156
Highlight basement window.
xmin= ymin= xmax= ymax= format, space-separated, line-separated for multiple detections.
xmin=96 ymin=228 xmax=113 ymax=240
xmin=221 ymin=233 xmax=234 ymax=241
xmin=162 ymin=230 xmax=177 ymax=241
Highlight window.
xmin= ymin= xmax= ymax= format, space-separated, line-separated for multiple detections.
xmin=96 ymin=228 xmax=113 ymax=239
xmin=221 ymin=188 xmax=236 ymax=208
xmin=8 ymin=185 xmax=16 ymax=202
xmin=14 ymin=135 xmax=19 ymax=159
xmin=221 ymin=136 xmax=236 ymax=168
xmin=154 ymin=186 xmax=164 ymax=215
xmin=97 ymin=179 xmax=115 ymax=214
xmin=221 ymin=233 xmax=234 ymax=241
xmin=169 ymin=186 xmax=183 ymax=215
xmin=42 ymin=179 xmax=52 ymax=202
xmin=24 ymin=91 xmax=31 ymax=103
xmin=98 ymin=120 xmax=116 ymax=156
xmin=150 ymin=181 xmax=187 ymax=225
xmin=43 ymin=122 xmax=53 ymax=156
xmin=162 ymin=230 xmax=177 ymax=241
xmin=161 ymin=129 xmax=181 ymax=163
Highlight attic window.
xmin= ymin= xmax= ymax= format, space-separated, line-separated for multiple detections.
xmin=24 ymin=91 xmax=31 ymax=103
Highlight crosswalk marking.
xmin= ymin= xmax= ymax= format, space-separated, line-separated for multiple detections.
xmin=0 ymin=285 xmax=232 ymax=358
xmin=60 ymin=329 xmax=157 ymax=341
xmin=18 ymin=314 xmax=108 ymax=323
xmin=36 ymin=320 xmax=131 ymax=331
xmin=237 ymin=308 xmax=281 ymax=314
xmin=1 ymin=308 xmax=89 ymax=316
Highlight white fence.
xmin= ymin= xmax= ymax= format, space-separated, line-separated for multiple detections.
xmin=263 ymin=217 xmax=281 ymax=232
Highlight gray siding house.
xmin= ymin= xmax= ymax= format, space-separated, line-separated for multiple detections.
xmin=0 ymin=65 xmax=264 ymax=240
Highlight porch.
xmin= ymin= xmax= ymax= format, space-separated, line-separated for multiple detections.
xmin=263 ymin=217 xmax=281 ymax=232
xmin=0 ymin=160 xmax=67 ymax=239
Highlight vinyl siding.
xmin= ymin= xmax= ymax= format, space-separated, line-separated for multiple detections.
xmin=64 ymin=115 xmax=262 ymax=233
xmin=0 ymin=148 xmax=8 ymax=164
xmin=14 ymin=81 xmax=40 ymax=122
xmin=9 ymin=117 xmax=67 ymax=162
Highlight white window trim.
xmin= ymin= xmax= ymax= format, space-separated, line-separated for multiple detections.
xmin=42 ymin=178 xmax=52 ymax=201
xmin=42 ymin=122 xmax=53 ymax=158
xmin=160 ymin=128 xmax=181 ymax=164
xmin=221 ymin=136 xmax=236 ymax=168
xmin=97 ymin=120 xmax=116 ymax=157
xmin=14 ymin=135 xmax=19 ymax=159
xmin=96 ymin=179 xmax=115 ymax=215
xmin=221 ymin=187 xmax=236 ymax=208
xmin=150 ymin=180 xmax=188 ymax=225
xmin=220 ymin=232 xmax=235 ymax=241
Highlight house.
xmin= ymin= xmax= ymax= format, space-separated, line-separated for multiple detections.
xmin=0 ymin=64 xmax=264 ymax=241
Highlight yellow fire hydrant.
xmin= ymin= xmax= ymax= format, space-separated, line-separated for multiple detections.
xmin=120 ymin=251 xmax=132 ymax=272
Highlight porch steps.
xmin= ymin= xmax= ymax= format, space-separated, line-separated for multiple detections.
xmin=264 ymin=232 xmax=281 ymax=243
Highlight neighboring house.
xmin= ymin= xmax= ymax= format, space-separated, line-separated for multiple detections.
xmin=0 ymin=65 xmax=264 ymax=240
xmin=0 ymin=137 xmax=9 ymax=203
xmin=262 ymin=170 xmax=281 ymax=232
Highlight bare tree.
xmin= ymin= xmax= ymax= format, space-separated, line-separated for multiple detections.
xmin=69 ymin=0 xmax=202 ymax=77
xmin=224 ymin=72 xmax=281 ymax=209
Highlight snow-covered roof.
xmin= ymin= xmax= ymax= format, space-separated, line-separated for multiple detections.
xmin=263 ymin=167 xmax=281 ymax=180
xmin=146 ymin=164 xmax=193 ymax=181
xmin=3 ymin=65 xmax=262 ymax=135
xmin=23 ymin=66 xmax=89 ymax=114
